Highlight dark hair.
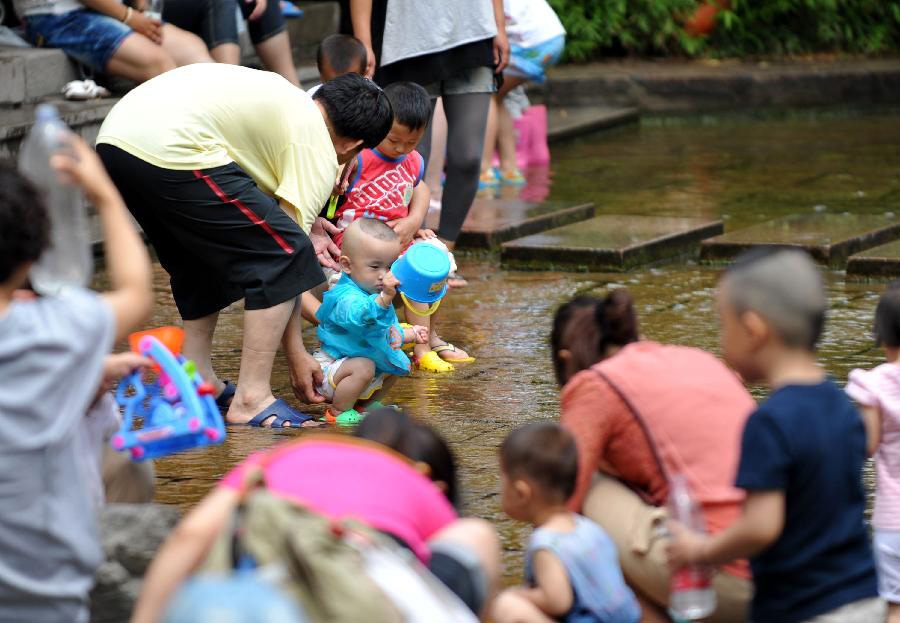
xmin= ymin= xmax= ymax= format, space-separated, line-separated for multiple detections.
xmin=383 ymin=82 xmax=431 ymax=131
xmin=550 ymin=296 xmax=599 ymax=386
xmin=550 ymin=290 xmax=639 ymax=386
xmin=0 ymin=161 xmax=49 ymax=283
xmin=317 ymin=34 xmax=367 ymax=76
xmin=313 ymin=73 xmax=393 ymax=149
xmin=354 ymin=409 xmax=460 ymax=509
xmin=500 ymin=422 xmax=578 ymax=503
xmin=596 ymin=289 xmax=639 ymax=353
xmin=874 ymin=282 xmax=900 ymax=348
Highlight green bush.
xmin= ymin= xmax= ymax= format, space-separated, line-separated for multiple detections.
xmin=547 ymin=0 xmax=900 ymax=60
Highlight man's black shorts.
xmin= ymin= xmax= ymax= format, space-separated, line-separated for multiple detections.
xmin=98 ymin=144 xmax=324 ymax=320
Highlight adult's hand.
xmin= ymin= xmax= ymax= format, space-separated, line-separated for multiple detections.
xmin=363 ymin=42 xmax=376 ymax=78
xmin=287 ymin=348 xmax=325 ymax=404
xmin=131 ymin=11 xmax=163 ymax=44
xmin=245 ymin=0 xmax=266 ymax=21
xmin=386 ymin=216 xmax=418 ymax=248
xmin=493 ymin=30 xmax=509 ymax=73
xmin=309 ymin=217 xmax=341 ymax=270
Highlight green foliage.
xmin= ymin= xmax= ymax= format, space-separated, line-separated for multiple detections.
xmin=547 ymin=0 xmax=900 ymax=60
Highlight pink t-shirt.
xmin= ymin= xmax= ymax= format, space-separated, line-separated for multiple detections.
xmin=220 ymin=437 xmax=457 ymax=562
xmin=846 ymin=363 xmax=900 ymax=531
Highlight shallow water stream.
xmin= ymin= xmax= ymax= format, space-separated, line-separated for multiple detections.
xmin=116 ymin=107 xmax=900 ymax=579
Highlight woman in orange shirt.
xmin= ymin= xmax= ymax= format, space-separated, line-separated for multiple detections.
xmin=553 ymin=292 xmax=754 ymax=623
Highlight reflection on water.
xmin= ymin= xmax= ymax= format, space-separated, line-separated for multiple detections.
xmin=123 ymin=108 xmax=899 ymax=580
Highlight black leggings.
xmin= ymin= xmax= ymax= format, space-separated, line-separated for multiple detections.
xmin=415 ymin=92 xmax=492 ymax=243
xmin=163 ymin=0 xmax=286 ymax=48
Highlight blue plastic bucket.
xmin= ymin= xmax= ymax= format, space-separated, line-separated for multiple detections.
xmin=391 ymin=243 xmax=450 ymax=314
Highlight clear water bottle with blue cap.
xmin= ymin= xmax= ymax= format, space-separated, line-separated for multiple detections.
xmin=18 ymin=104 xmax=93 ymax=294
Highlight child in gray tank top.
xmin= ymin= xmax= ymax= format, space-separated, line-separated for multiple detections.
xmin=0 ymin=138 xmax=153 ymax=622
xmin=493 ymin=422 xmax=640 ymax=623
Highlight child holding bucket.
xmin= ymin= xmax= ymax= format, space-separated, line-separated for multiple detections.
xmin=328 ymin=81 xmax=473 ymax=373
xmin=314 ymin=218 xmax=448 ymax=425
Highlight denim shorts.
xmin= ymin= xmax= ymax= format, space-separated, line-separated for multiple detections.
xmin=24 ymin=9 xmax=132 ymax=72
xmin=423 ymin=65 xmax=495 ymax=98
xmin=507 ymin=34 xmax=565 ymax=84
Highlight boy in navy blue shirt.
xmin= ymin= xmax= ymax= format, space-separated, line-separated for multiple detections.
xmin=668 ymin=248 xmax=883 ymax=623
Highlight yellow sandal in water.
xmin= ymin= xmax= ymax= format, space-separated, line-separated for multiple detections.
xmin=415 ymin=350 xmax=455 ymax=373
xmin=432 ymin=343 xmax=475 ymax=364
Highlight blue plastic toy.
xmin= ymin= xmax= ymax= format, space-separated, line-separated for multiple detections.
xmin=391 ymin=242 xmax=451 ymax=316
xmin=112 ymin=335 xmax=226 ymax=461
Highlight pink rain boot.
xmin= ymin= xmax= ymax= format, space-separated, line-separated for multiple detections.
xmin=525 ymin=105 xmax=550 ymax=166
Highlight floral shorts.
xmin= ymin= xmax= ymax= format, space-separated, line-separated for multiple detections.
xmin=507 ymin=34 xmax=565 ymax=84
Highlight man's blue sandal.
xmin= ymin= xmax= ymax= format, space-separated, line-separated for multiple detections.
xmin=246 ymin=399 xmax=314 ymax=428
xmin=215 ymin=381 xmax=236 ymax=413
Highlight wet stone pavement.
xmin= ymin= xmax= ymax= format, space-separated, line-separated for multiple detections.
xmin=103 ymin=107 xmax=900 ymax=581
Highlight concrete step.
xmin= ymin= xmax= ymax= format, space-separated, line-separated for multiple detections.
xmin=700 ymin=212 xmax=900 ymax=267
xmin=547 ymin=106 xmax=639 ymax=144
xmin=501 ymin=215 xmax=723 ymax=272
xmin=0 ymin=96 xmax=116 ymax=158
xmin=0 ymin=45 xmax=79 ymax=105
xmin=425 ymin=198 xmax=595 ymax=249
xmin=846 ymin=239 xmax=900 ymax=278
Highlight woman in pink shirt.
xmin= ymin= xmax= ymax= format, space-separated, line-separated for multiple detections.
xmin=846 ymin=284 xmax=900 ymax=623
xmin=130 ymin=409 xmax=500 ymax=623
xmin=553 ymin=292 xmax=755 ymax=623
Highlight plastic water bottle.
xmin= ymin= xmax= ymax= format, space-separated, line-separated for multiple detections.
xmin=668 ymin=474 xmax=716 ymax=620
xmin=18 ymin=104 xmax=92 ymax=294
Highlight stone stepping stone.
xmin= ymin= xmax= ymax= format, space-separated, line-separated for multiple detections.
xmin=546 ymin=106 xmax=639 ymax=144
xmin=426 ymin=198 xmax=595 ymax=249
xmin=500 ymin=215 xmax=723 ymax=271
xmin=700 ymin=213 xmax=900 ymax=266
xmin=847 ymin=240 xmax=900 ymax=277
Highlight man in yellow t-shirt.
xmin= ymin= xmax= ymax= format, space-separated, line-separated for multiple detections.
xmin=96 ymin=65 xmax=393 ymax=428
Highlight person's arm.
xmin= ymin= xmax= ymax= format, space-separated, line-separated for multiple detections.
xmin=350 ymin=0 xmax=375 ymax=78
xmin=559 ymin=373 xmax=617 ymax=511
xmin=79 ymin=0 xmax=163 ymax=44
xmin=667 ymin=490 xmax=785 ymax=568
xmin=846 ymin=370 xmax=884 ymax=457
xmin=515 ymin=550 xmax=573 ymax=617
xmin=130 ymin=487 xmax=241 ymax=623
xmin=491 ymin=0 xmax=509 ymax=73
xmin=244 ymin=0 xmax=267 ymax=21
xmin=282 ymin=296 xmax=325 ymax=403
xmin=387 ymin=181 xmax=430 ymax=247
xmin=52 ymin=138 xmax=153 ymax=343
xmin=859 ymin=405 xmax=883 ymax=457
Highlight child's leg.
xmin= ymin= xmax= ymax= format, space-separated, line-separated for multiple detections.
xmin=495 ymin=76 xmax=527 ymax=177
xmin=356 ymin=375 xmax=397 ymax=410
xmin=491 ymin=589 xmax=555 ymax=623
xmin=183 ymin=311 xmax=224 ymax=393
xmin=425 ymin=98 xmax=448 ymax=204
xmin=405 ymin=303 xmax=471 ymax=363
xmin=480 ymin=95 xmax=500 ymax=176
xmin=889 ymin=603 xmax=900 ymax=623
xmin=331 ymin=357 xmax=376 ymax=412
xmin=405 ymin=301 xmax=434 ymax=361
